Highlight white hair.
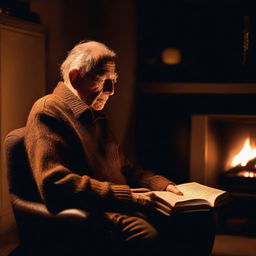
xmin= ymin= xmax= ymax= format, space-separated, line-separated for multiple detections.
xmin=60 ymin=41 xmax=116 ymax=84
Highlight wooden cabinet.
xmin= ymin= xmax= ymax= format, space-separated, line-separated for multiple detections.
xmin=0 ymin=15 xmax=45 ymax=235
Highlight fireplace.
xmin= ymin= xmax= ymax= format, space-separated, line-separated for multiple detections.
xmin=136 ymin=91 xmax=256 ymax=235
xmin=190 ymin=114 xmax=256 ymax=235
xmin=190 ymin=114 xmax=256 ymax=188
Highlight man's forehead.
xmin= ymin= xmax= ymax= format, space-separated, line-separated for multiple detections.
xmin=94 ymin=60 xmax=116 ymax=75
xmin=102 ymin=61 xmax=115 ymax=71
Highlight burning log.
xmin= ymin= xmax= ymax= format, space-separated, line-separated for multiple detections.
xmin=225 ymin=157 xmax=256 ymax=178
xmin=220 ymin=157 xmax=256 ymax=193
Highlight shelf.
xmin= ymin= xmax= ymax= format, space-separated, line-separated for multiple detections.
xmin=139 ymin=82 xmax=256 ymax=94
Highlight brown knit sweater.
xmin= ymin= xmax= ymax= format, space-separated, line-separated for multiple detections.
xmin=25 ymin=82 xmax=171 ymax=213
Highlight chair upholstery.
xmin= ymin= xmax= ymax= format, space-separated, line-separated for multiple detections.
xmin=5 ymin=128 xmax=93 ymax=256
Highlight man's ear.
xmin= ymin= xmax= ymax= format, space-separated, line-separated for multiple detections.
xmin=69 ymin=69 xmax=82 ymax=90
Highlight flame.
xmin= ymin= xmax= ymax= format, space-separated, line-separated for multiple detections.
xmin=231 ymin=138 xmax=256 ymax=167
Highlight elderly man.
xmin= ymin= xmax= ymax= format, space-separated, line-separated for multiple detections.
xmin=25 ymin=41 xmax=214 ymax=255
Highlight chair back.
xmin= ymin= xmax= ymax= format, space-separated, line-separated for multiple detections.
xmin=5 ymin=127 xmax=41 ymax=203
xmin=4 ymin=128 xmax=93 ymax=256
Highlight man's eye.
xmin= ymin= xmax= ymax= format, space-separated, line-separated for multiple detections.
xmin=102 ymin=79 xmax=116 ymax=92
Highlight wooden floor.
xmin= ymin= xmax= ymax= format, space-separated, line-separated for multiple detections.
xmin=1 ymin=230 xmax=256 ymax=256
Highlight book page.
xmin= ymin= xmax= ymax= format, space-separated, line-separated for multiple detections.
xmin=176 ymin=182 xmax=226 ymax=206
xmin=151 ymin=191 xmax=195 ymax=207
xmin=151 ymin=190 xmax=211 ymax=208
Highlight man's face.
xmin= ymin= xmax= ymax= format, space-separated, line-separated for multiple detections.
xmin=78 ymin=61 xmax=117 ymax=111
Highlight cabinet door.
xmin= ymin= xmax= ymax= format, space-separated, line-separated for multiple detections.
xmin=0 ymin=23 xmax=45 ymax=234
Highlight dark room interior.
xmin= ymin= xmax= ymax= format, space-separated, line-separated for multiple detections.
xmin=1 ymin=0 xmax=256 ymax=255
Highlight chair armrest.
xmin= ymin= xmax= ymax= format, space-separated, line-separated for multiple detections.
xmin=10 ymin=193 xmax=90 ymax=222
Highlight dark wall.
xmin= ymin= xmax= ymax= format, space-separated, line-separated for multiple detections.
xmin=136 ymin=0 xmax=256 ymax=83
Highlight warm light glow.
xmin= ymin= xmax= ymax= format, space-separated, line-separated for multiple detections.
xmin=231 ymin=138 xmax=256 ymax=167
xmin=162 ymin=48 xmax=181 ymax=65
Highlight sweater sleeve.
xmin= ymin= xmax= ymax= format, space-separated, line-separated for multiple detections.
xmin=120 ymin=152 xmax=174 ymax=191
xmin=25 ymin=106 xmax=132 ymax=213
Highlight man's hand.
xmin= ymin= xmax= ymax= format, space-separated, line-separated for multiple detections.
xmin=166 ymin=184 xmax=183 ymax=196
xmin=131 ymin=191 xmax=153 ymax=207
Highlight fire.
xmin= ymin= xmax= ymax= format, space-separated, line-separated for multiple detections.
xmin=231 ymin=138 xmax=256 ymax=167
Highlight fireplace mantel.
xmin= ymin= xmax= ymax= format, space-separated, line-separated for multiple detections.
xmin=139 ymin=82 xmax=256 ymax=94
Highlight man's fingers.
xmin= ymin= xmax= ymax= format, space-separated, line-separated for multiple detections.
xmin=166 ymin=184 xmax=183 ymax=196
xmin=131 ymin=192 xmax=153 ymax=207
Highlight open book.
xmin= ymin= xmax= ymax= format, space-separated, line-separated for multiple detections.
xmin=150 ymin=182 xmax=229 ymax=216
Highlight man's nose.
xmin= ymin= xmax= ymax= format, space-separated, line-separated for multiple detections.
xmin=103 ymin=80 xmax=115 ymax=95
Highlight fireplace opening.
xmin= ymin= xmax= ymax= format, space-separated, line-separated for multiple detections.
xmin=220 ymin=137 xmax=256 ymax=194
xmin=190 ymin=115 xmax=256 ymax=187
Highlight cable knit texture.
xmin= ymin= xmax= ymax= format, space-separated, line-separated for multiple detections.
xmin=25 ymin=82 xmax=172 ymax=213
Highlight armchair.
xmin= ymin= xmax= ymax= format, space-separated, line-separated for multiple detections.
xmin=4 ymin=128 xmax=100 ymax=256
